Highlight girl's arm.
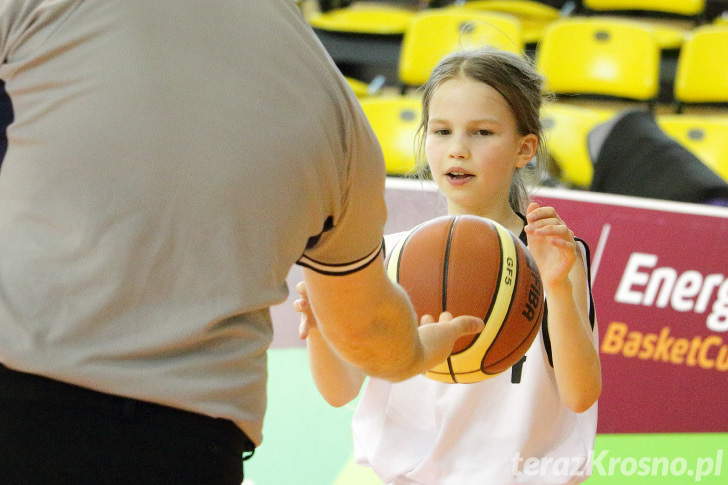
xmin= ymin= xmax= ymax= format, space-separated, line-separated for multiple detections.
xmin=294 ymin=281 xmax=365 ymax=407
xmin=524 ymin=203 xmax=602 ymax=413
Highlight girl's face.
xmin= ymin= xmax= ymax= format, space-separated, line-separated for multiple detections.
xmin=425 ymin=76 xmax=537 ymax=216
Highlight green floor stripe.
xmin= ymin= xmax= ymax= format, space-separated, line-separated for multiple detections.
xmin=588 ymin=433 xmax=726 ymax=484
xmin=245 ymin=348 xmax=357 ymax=485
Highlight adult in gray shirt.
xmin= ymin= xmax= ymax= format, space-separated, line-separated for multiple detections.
xmin=0 ymin=1 xmax=481 ymax=483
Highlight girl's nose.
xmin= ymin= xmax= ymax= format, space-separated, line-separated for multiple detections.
xmin=448 ymin=137 xmax=469 ymax=159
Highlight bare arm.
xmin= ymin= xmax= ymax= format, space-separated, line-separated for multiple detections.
xmin=294 ymin=281 xmax=365 ymax=407
xmin=525 ymin=203 xmax=601 ymax=413
xmin=301 ymin=251 xmax=484 ymax=382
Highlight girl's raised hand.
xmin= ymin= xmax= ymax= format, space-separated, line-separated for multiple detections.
xmin=523 ymin=202 xmax=577 ymax=288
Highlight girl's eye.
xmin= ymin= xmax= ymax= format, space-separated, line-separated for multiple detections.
xmin=475 ymin=129 xmax=493 ymax=136
xmin=432 ymin=129 xmax=450 ymax=136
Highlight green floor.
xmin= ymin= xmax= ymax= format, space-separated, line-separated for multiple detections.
xmin=245 ymin=348 xmax=726 ymax=485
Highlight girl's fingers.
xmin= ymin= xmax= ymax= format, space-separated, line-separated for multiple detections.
xmin=293 ymin=298 xmax=307 ymax=313
xmin=531 ymin=224 xmax=572 ymax=237
xmin=420 ymin=314 xmax=436 ymax=326
xmin=295 ymin=280 xmax=307 ymax=297
xmin=298 ymin=318 xmax=309 ymax=340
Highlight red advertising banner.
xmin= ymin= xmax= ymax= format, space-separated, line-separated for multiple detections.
xmin=270 ymin=179 xmax=728 ymax=434
xmin=531 ymin=187 xmax=728 ymax=434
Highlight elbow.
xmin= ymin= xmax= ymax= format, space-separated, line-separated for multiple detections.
xmin=314 ymin=373 xmax=364 ymax=408
xmin=325 ymin=395 xmax=354 ymax=408
xmin=567 ymin=396 xmax=597 ymax=414
xmin=565 ymin=379 xmax=601 ymax=414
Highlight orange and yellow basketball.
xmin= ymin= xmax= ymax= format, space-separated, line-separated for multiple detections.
xmin=386 ymin=215 xmax=544 ymax=383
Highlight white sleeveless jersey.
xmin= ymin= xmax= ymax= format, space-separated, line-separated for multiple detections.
xmin=353 ymin=232 xmax=598 ymax=484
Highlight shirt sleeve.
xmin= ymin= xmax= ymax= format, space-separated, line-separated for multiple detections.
xmin=296 ymin=84 xmax=388 ymax=276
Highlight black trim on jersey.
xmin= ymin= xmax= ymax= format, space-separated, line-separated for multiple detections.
xmin=305 ymin=216 xmax=335 ymax=250
xmin=516 ymin=212 xmax=596 ymax=368
xmin=0 ymin=80 xmax=14 ymax=168
xmin=580 ymin=237 xmax=596 ymax=330
xmin=297 ymin=240 xmax=384 ymax=276
xmin=511 ymin=355 xmax=527 ymax=384
xmin=541 ymin=304 xmax=553 ymax=368
xmin=299 ymin=215 xmax=385 ymax=275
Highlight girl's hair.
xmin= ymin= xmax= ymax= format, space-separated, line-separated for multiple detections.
xmin=414 ymin=47 xmax=549 ymax=213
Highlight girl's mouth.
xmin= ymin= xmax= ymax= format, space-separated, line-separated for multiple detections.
xmin=446 ymin=171 xmax=474 ymax=180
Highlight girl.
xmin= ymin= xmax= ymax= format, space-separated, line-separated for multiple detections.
xmin=294 ymin=47 xmax=601 ymax=484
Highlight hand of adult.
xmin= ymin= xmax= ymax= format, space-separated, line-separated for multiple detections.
xmin=416 ymin=312 xmax=484 ymax=374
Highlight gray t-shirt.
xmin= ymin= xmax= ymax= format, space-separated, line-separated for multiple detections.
xmin=0 ymin=0 xmax=386 ymax=445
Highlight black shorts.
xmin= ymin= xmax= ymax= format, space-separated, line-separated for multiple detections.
xmin=0 ymin=363 xmax=255 ymax=485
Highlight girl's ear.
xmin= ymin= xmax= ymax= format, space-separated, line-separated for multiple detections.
xmin=515 ymin=134 xmax=539 ymax=168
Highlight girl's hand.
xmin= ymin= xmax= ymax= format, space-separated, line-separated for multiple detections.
xmin=293 ymin=280 xmax=317 ymax=339
xmin=523 ymin=202 xmax=577 ymax=289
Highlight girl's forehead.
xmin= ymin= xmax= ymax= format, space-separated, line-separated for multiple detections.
xmin=435 ymin=76 xmax=503 ymax=99
xmin=429 ymin=77 xmax=511 ymax=116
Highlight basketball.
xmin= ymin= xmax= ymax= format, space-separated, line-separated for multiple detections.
xmin=386 ymin=215 xmax=545 ymax=383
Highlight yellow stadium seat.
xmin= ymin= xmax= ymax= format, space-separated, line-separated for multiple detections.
xmin=359 ymin=95 xmax=423 ymax=175
xmin=625 ymin=23 xmax=684 ymax=50
xmin=398 ymin=8 xmax=523 ymax=88
xmin=582 ymin=0 xmax=705 ymax=17
xmin=581 ymin=0 xmax=707 ymax=49
xmin=346 ymin=76 xmax=370 ymax=97
xmin=307 ymin=3 xmax=416 ymax=35
xmin=540 ymin=103 xmax=613 ymax=187
xmin=345 ymin=75 xmax=385 ymax=97
xmin=457 ymin=0 xmax=561 ymax=44
xmin=657 ymin=114 xmax=728 ymax=182
xmin=535 ymin=17 xmax=661 ymax=110
xmin=673 ymin=25 xmax=728 ymax=113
